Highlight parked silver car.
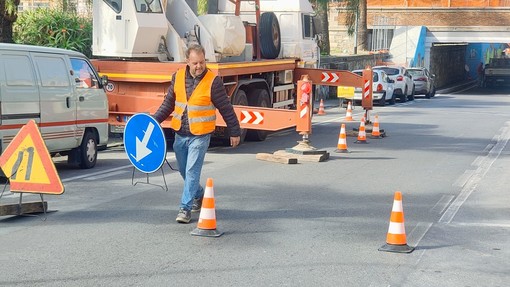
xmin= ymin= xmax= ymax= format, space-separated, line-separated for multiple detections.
xmin=408 ymin=67 xmax=436 ymax=98
xmin=352 ymin=69 xmax=396 ymax=106
xmin=373 ymin=65 xmax=415 ymax=102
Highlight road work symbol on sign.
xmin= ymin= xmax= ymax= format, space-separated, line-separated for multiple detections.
xmin=0 ymin=120 xmax=64 ymax=194
xmin=124 ymin=113 xmax=166 ymax=173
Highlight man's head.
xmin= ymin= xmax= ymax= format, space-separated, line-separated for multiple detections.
xmin=185 ymin=44 xmax=206 ymax=78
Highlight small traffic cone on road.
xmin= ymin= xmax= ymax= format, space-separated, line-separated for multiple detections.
xmin=378 ymin=191 xmax=414 ymax=253
xmin=191 ymin=178 xmax=223 ymax=237
xmin=345 ymin=101 xmax=353 ymax=121
xmin=318 ymin=99 xmax=326 ymax=115
xmin=335 ymin=123 xmax=349 ymax=153
xmin=371 ymin=115 xmax=382 ymax=138
xmin=355 ymin=117 xmax=368 ymax=144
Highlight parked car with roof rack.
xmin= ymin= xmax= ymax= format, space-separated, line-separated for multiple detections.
xmin=373 ymin=65 xmax=415 ymax=102
xmin=408 ymin=67 xmax=436 ymax=98
xmin=352 ymin=69 xmax=395 ymax=106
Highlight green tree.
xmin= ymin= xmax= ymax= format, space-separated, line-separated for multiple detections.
xmin=344 ymin=0 xmax=368 ymax=52
xmin=13 ymin=8 xmax=92 ymax=57
xmin=313 ymin=0 xmax=330 ymax=55
xmin=1 ymin=0 xmax=20 ymax=43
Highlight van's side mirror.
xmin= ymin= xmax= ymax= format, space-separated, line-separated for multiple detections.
xmin=101 ymin=75 xmax=108 ymax=88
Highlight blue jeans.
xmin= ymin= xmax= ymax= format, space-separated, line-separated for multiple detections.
xmin=173 ymin=133 xmax=211 ymax=210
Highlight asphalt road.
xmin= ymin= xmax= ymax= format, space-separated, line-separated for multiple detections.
xmin=1 ymin=85 xmax=509 ymax=286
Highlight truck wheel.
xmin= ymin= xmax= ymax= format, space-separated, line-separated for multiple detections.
xmin=79 ymin=130 xmax=97 ymax=169
xmin=246 ymin=89 xmax=270 ymax=141
xmin=231 ymin=90 xmax=248 ymax=143
xmin=259 ymin=12 xmax=281 ymax=59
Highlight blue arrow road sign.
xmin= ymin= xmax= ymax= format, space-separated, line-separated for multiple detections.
xmin=124 ymin=113 xmax=166 ymax=173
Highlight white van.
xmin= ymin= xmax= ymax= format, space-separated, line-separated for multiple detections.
xmin=0 ymin=43 xmax=108 ymax=169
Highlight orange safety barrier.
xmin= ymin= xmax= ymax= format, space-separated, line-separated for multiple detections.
xmin=379 ymin=191 xmax=414 ymax=253
xmin=345 ymin=101 xmax=354 ymax=121
xmin=335 ymin=123 xmax=349 ymax=153
xmin=191 ymin=178 xmax=223 ymax=237
xmin=355 ymin=117 xmax=368 ymax=144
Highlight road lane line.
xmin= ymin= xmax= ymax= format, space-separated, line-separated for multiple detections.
xmin=84 ymin=170 xmax=130 ymax=180
xmin=452 ymin=170 xmax=475 ymax=188
xmin=407 ymin=222 xmax=433 ymax=248
xmin=439 ymin=123 xmax=510 ymax=224
xmin=430 ymin=195 xmax=454 ymax=214
xmin=61 ymin=156 xmax=176 ymax=183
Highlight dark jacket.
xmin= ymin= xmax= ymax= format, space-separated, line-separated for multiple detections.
xmin=154 ymin=66 xmax=241 ymax=137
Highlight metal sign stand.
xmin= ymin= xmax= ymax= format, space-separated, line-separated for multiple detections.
xmin=0 ymin=170 xmax=50 ymax=220
xmin=131 ymin=158 xmax=177 ymax=191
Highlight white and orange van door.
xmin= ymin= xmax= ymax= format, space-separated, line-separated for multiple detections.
xmin=32 ymin=53 xmax=79 ymax=151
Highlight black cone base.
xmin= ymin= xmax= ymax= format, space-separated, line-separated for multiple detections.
xmin=190 ymin=228 xmax=223 ymax=237
xmin=378 ymin=243 xmax=415 ymax=253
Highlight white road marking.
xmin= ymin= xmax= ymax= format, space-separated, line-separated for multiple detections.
xmin=84 ymin=170 xmax=131 ymax=181
xmin=407 ymin=222 xmax=433 ymax=248
xmin=439 ymin=122 xmax=510 ymax=224
xmin=430 ymin=195 xmax=454 ymax=214
xmin=61 ymin=156 xmax=176 ymax=183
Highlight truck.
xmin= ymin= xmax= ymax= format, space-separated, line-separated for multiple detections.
xmin=484 ymin=57 xmax=510 ymax=88
xmin=91 ymin=0 xmax=369 ymax=143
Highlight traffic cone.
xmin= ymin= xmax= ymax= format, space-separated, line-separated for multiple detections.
xmin=371 ymin=115 xmax=381 ymax=138
xmin=378 ymin=191 xmax=414 ymax=253
xmin=191 ymin=178 xmax=223 ymax=237
xmin=355 ymin=117 xmax=368 ymax=144
xmin=335 ymin=123 xmax=349 ymax=153
xmin=345 ymin=101 xmax=353 ymax=121
xmin=318 ymin=99 xmax=326 ymax=115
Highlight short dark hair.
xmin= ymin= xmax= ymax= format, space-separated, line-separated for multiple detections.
xmin=186 ymin=44 xmax=206 ymax=59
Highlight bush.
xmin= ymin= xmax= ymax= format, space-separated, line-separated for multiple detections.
xmin=13 ymin=8 xmax=92 ymax=57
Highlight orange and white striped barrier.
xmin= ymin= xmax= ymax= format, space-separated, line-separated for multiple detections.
xmin=378 ymin=191 xmax=414 ymax=253
xmin=191 ymin=178 xmax=223 ymax=237
xmin=355 ymin=117 xmax=368 ymax=144
xmin=335 ymin=123 xmax=349 ymax=153
xmin=318 ymin=99 xmax=326 ymax=115
xmin=371 ymin=115 xmax=381 ymax=138
xmin=345 ymin=101 xmax=353 ymax=121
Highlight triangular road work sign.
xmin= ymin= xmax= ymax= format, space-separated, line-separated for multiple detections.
xmin=0 ymin=120 xmax=64 ymax=194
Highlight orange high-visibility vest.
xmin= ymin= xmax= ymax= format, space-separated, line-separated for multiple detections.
xmin=170 ymin=69 xmax=216 ymax=135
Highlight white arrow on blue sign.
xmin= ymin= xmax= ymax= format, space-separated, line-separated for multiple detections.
xmin=124 ymin=113 xmax=167 ymax=173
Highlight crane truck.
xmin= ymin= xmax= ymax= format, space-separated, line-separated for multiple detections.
xmin=91 ymin=0 xmax=369 ymax=142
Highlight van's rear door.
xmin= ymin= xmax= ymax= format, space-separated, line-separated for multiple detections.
xmin=32 ymin=53 xmax=79 ymax=152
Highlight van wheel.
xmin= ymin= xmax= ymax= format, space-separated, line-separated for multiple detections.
xmin=79 ymin=131 xmax=97 ymax=169
xmin=259 ymin=12 xmax=281 ymax=59
xmin=246 ymin=89 xmax=270 ymax=141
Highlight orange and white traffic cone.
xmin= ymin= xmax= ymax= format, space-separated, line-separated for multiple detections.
xmin=318 ymin=99 xmax=326 ymax=115
xmin=355 ymin=117 xmax=368 ymax=144
xmin=345 ymin=101 xmax=353 ymax=121
xmin=378 ymin=191 xmax=414 ymax=253
xmin=371 ymin=115 xmax=381 ymax=138
xmin=191 ymin=178 xmax=223 ymax=237
xmin=335 ymin=123 xmax=349 ymax=153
